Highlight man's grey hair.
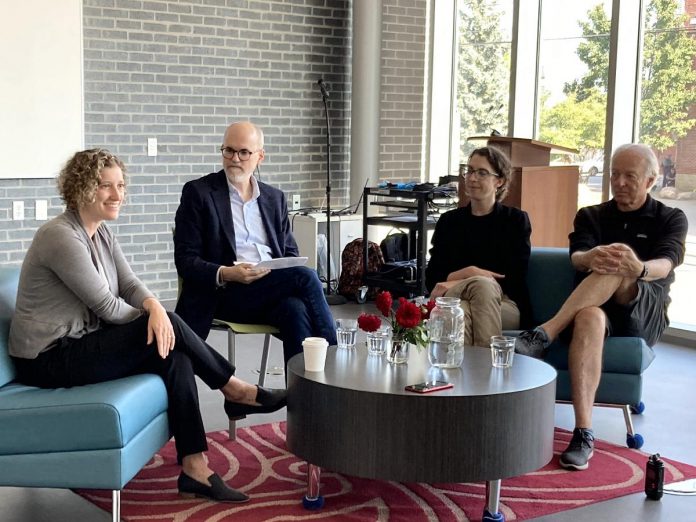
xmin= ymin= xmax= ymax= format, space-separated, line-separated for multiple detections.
xmin=612 ymin=143 xmax=659 ymax=180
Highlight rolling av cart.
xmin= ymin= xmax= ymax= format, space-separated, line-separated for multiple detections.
xmin=360 ymin=186 xmax=457 ymax=300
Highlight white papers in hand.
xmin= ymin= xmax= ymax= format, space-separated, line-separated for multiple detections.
xmin=235 ymin=257 xmax=308 ymax=270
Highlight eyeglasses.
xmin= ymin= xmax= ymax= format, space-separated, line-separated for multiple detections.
xmin=220 ymin=147 xmax=259 ymax=161
xmin=460 ymin=166 xmax=501 ymax=179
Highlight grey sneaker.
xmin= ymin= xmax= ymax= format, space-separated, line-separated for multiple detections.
xmin=559 ymin=428 xmax=595 ymax=471
xmin=515 ymin=327 xmax=551 ymax=359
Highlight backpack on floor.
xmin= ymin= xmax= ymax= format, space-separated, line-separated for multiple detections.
xmin=338 ymin=238 xmax=384 ymax=301
xmin=380 ymin=231 xmax=410 ymax=263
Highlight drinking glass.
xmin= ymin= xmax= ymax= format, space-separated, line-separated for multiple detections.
xmin=336 ymin=318 xmax=358 ymax=350
xmin=366 ymin=326 xmax=391 ymax=356
xmin=490 ymin=335 xmax=516 ymax=368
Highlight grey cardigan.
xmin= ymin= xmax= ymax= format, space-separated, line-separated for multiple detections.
xmin=9 ymin=210 xmax=155 ymax=359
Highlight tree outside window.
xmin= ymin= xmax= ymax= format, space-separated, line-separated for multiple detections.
xmin=455 ymin=0 xmax=512 ymax=161
xmin=638 ymin=0 xmax=696 ymax=329
xmin=538 ymin=0 xmax=612 ymax=205
xmin=539 ymin=0 xmax=695 ymax=328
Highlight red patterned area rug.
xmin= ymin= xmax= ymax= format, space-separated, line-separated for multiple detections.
xmin=76 ymin=422 xmax=696 ymax=521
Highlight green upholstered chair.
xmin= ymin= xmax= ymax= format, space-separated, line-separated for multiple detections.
xmin=171 ymin=230 xmax=281 ymax=439
xmin=522 ymin=247 xmax=655 ymax=448
xmin=210 ymin=319 xmax=279 ymax=440
xmin=175 ymin=274 xmax=279 ymax=440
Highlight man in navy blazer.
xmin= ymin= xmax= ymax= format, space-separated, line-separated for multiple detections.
xmin=174 ymin=121 xmax=337 ymax=363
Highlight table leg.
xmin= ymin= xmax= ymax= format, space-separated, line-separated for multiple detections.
xmin=302 ymin=463 xmax=325 ymax=510
xmin=482 ymin=479 xmax=504 ymax=522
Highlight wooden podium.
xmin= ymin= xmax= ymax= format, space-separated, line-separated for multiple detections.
xmin=460 ymin=136 xmax=579 ymax=247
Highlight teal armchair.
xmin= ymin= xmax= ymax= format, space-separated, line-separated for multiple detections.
xmin=520 ymin=247 xmax=655 ymax=448
xmin=0 ymin=267 xmax=171 ymax=521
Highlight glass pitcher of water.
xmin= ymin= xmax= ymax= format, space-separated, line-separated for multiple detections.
xmin=427 ymin=297 xmax=464 ymax=368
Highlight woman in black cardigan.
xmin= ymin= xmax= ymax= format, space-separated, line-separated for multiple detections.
xmin=425 ymin=146 xmax=532 ymax=347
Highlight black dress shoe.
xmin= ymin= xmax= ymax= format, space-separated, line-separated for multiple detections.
xmin=224 ymin=386 xmax=287 ymax=420
xmin=178 ymin=472 xmax=249 ymax=503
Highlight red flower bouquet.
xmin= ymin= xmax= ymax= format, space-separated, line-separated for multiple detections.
xmin=358 ymin=291 xmax=436 ymax=350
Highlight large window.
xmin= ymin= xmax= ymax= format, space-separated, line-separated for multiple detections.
xmin=441 ymin=0 xmax=696 ymax=333
xmin=537 ymin=1 xmax=613 ymax=208
xmin=454 ymin=0 xmax=513 ymax=163
xmin=637 ymin=0 xmax=696 ymax=328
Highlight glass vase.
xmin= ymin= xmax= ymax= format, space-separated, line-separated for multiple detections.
xmin=427 ymin=296 xmax=464 ymax=368
xmin=386 ymin=338 xmax=410 ymax=364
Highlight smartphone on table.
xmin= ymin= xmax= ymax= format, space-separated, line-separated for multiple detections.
xmin=404 ymin=381 xmax=453 ymax=394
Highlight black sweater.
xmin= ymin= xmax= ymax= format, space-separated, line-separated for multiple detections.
xmin=425 ymin=203 xmax=532 ymax=327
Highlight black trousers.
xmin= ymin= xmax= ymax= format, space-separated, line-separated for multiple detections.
xmin=215 ymin=266 xmax=337 ymax=364
xmin=12 ymin=312 xmax=234 ymax=459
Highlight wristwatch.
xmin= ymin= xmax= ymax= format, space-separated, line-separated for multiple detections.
xmin=639 ymin=264 xmax=649 ymax=280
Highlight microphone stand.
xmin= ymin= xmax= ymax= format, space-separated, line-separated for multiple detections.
xmin=318 ymin=80 xmax=346 ymax=305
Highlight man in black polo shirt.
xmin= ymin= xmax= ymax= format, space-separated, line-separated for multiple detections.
xmin=515 ymin=143 xmax=688 ymax=471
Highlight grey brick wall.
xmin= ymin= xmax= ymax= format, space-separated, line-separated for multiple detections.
xmin=0 ymin=0 xmax=353 ymax=300
xmin=0 ymin=0 xmax=431 ymax=302
xmin=379 ymin=0 xmax=428 ymax=182
xmin=0 ymin=181 xmax=63 ymax=265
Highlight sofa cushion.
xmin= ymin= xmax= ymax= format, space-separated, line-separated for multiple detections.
xmin=0 ymin=320 xmax=15 ymax=389
xmin=0 ymin=267 xmax=20 ymax=387
xmin=544 ymin=336 xmax=655 ymax=374
xmin=0 ymin=374 xmax=168 ymax=455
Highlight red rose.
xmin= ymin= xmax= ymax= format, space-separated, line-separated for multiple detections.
xmin=375 ymin=291 xmax=393 ymax=318
xmin=358 ymin=313 xmax=382 ymax=332
xmin=395 ymin=299 xmax=422 ymax=329
xmin=422 ymin=299 xmax=437 ymax=320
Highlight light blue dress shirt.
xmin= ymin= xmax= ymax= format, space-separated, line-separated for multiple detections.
xmin=228 ymin=176 xmax=272 ymax=263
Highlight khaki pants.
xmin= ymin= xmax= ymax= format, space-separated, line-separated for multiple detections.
xmin=443 ymin=276 xmax=520 ymax=348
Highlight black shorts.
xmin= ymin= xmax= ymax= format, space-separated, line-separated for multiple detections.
xmin=560 ymin=281 xmax=667 ymax=347
xmin=601 ymin=280 xmax=667 ymax=347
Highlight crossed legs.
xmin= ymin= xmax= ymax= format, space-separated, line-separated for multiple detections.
xmin=535 ymin=272 xmax=639 ymax=428
xmin=444 ymin=275 xmax=520 ymax=348
xmin=14 ymin=312 xmax=275 ymax=491
xmin=512 ymin=272 xmax=641 ymax=470
xmin=216 ymin=266 xmax=337 ymax=364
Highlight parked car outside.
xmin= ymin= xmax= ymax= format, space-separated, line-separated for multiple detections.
xmin=579 ymin=156 xmax=604 ymax=183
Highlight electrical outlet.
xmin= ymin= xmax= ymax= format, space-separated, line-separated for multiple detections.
xmin=13 ymin=201 xmax=24 ymax=221
xmin=35 ymin=199 xmax=48 ymax=221
xmin=292 ymin=194 xmax=301 ymax=211
xmin=147 ymin=137 xmax=158 ymax=157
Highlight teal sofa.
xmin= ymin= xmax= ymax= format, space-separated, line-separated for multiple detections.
xmin=0 ymin=267 xmax=171 ymax=521
xmin=522 ymin=247 xmax=655 ymax=448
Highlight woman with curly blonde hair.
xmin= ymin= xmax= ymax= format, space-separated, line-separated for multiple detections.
xmin=57 ymin=148 xmax=127 ymax=210
xmin=9 ymin=148 xmax=286 ymax=502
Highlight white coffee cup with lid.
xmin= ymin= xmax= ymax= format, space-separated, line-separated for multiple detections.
xmin=303 ymin=337 xmax=329 ymax=371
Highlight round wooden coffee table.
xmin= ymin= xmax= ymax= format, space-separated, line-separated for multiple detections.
xmin=286 ymin=345 xmax=557 ymax=522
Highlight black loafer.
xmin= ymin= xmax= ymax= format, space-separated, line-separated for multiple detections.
xmin=224 ymin=385 xmax=287 ymax=420
xmin=178 ymin=472 xmax=249 ymax=503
